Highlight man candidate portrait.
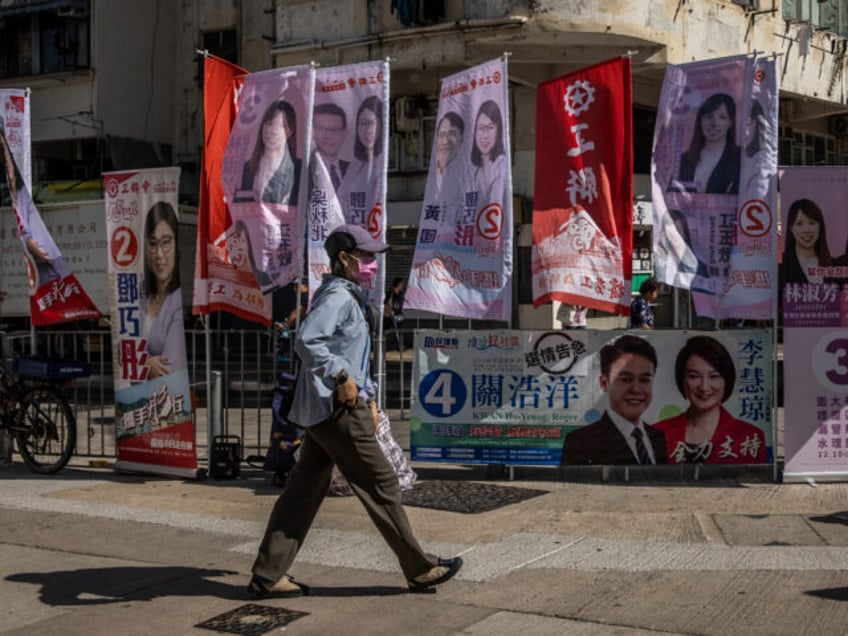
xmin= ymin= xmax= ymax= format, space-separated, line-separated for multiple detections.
xmin=560 ymin=334 xmax=668 ymax=465
xmin=311 ymin=102 xmax=349 ymax=194
xmin=426 ymin=110 xmax=465 ymax=205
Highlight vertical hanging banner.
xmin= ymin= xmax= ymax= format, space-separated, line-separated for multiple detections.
xmin=105 ymin=167 xmax=197 ymax=478
xmin=693 ymin=57 xmax=779 ymax=319
xmin=221 ymin=65 xmax=314 ymax=295
xmin=0 ymin=89 xmax=31 ymax=192
xmin=1 ymin=124 xmax=101 ymax=325
xmin=531 ymin=57 xmax=633 ymax=314
xmin=780 ymin=167 xmax=848 ymax=481
xmin=192 ymin=56 xmax=272 ymax=324
xmin=306 ymin=60 xmax=390 ymax=307
xmin=652 ymin=55 xmax=753 ymax=302
xmin=405 ymin=57 xmax=513 ymax=322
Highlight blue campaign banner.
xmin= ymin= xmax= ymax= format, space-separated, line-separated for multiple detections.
xmin=410 ymin=329 xmax=773 ymax=467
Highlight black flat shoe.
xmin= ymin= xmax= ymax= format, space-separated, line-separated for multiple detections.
xmin=407 ymin=556 xmax=463 ymax=591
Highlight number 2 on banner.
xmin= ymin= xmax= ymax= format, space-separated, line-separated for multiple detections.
xmin=419 ymin=369 xmax=466 ymax=417
xmin=110 ymin=225 xmax=138 ymax=268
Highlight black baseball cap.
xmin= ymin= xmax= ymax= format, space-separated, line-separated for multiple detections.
xmin=325 ymin=224 xmax=389 ymax=259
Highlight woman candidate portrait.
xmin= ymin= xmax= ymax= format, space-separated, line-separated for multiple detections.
xmin=338 ymin=96 xmax=384 ymax=215
xmin=669 ymin=92 xmax=741 ymax=195
xmin=226 ymin=219 xmax=272 ymax=289
xmin=1 ymin=119 xmax=63 ymax=290
xmin=653 ymin=336 xmax=765 ymax=464
xmin=782 ymin=198 xmax=832 ymax=285
xmin=470 ymin=99 xmax=507 ymax=208
xmin=234 ymin=100 xmax=301 ymax=206
xmin=142 ymin=201 xmax=187 ymax=379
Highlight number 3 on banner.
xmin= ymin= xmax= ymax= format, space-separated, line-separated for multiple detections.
xmin=813 ymin=332 xmax=848 ymax=392
xmin=419 ymin=369 xmax=466 ymax=418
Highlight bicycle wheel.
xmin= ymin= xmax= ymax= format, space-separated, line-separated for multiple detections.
xmin=14 ymin=385 xmax=76 ymax=474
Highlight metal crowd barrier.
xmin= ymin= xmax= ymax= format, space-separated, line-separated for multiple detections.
xmin=0 ymin=326 xmax=412 ymax=465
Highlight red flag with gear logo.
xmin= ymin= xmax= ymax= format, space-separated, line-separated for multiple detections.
xmin=531 ymin=57 xmax=633 ymax=315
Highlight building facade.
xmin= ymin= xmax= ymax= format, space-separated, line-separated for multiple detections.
xmin=2 ymin=1 xmax=848 ymax=325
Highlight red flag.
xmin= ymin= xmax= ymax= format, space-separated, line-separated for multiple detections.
xmin=531 ymin=57 xmax=633 ymax=315
xmin=192 ymin=56 xmax=272 ymax=324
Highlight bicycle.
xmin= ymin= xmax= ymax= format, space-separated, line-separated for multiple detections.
xmin=0 ymin=356 xmax=88 ymax=474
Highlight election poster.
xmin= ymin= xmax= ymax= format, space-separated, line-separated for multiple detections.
xmin=411 ymin=329 xmax=772 ymax=468
xmin=693 ymin=56 xmax=779 ymax=320
xmin=0 ymin=89 xmax=31 ymax=192
xmin=405 ymin=57 xmax=513 ymax=322
xmin=192 ymin=55 xmax=273 ymax=324
xmin=532 ymin=57 xmax=633 ymax=315
xmin=221 ymin=65 xmax=314 ymax=295
xmin=652 ymin=56 xmax=760 ymax=309
xmin=1 ymin=121 xmax=101 ymax=325
xmin=104 ymin=167 xmax=197 ymax=478
xmin=780 ymin=167 xmax=848 ymax=481
xmin=306 ymin=60 xmax=390 ymax=308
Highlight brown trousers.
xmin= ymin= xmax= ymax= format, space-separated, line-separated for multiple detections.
xmin=252 ymin=399 xmax=435 ymax=581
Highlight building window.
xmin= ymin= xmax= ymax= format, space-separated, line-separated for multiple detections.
xmin=202 ymin=29 xmax=238 ymax=64
xmin=779 ymin=125 xmax=838 ymax=165
xmin=784 ymin=0 xmax=848 ymax=36
xmin=0 ymin=4 xmax=90 ymax=78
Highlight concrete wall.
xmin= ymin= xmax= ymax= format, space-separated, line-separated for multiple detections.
xmin=94 ymin=0 xmax=177 ymax=143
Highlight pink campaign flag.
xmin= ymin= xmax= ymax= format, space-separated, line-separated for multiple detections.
xmin=652 ymin=55 xmax=777 ymax=320
xmin=405 ymin=57 xmax=513 ymax=322
xmin=220 ymin=65 xmax=315 ymax=295
xmin=306 ymin=60 xmax=390 ymax=309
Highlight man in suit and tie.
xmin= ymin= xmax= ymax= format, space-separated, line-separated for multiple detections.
xmin=425 ymin=111 xmax=465 ymax=210
xmin=560 ymin=334 xmax=668 ymax=465
xmin=311 ymin=103 xmax=349 ymax=195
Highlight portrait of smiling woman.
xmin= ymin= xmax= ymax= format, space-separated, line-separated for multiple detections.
xmin=669 ymin=92 xmax=741 ymax=195
xmin=653 ymin=336 xmax=765 ymax=464
xmin=235 ymin=100 xmax=301 ymax=205
xmin=782 ymin=198 xmax=832 ymax=285
xmin=470 ymin=99 xmax=507 ymax=208
xmin=142 ymin=202 xmax=187 ymax=379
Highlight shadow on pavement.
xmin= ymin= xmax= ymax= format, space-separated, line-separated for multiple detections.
xmin=805 ymin=587 xmax=848 ymax=602
xmin=6 ymin=566 xmax=243 ymax=605
xmin=306 ymin=585 xmax=410 ymax=597
xmin=807 ymin=511 xmax=848 ymax=526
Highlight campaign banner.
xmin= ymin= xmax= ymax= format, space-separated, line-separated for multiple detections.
xmin=693 ymin=57 xmax=778 ymax=320
xmin=1 ymin=124 xmax=101 ymax=325
xmin=405 ymin=57 xmax=513 ymax=322
xmin=779 ymin=167 xmax=848 ymax=328
xmin=411 ymin=329 xmax=772 ymax=467
xmin=651 ymin=56 xmax=754 ymax=301
xmin=780 ymin=167 xmax=848 ymax=480
xmin=0 ymin=89 xmax=31 ymax=192
xmin=221 ymin=65 xmax=314 ymax=295
xmin=306 ymin=60 xmax=390 ymax=308
xmin=0 ymin=203 xmax=109 ymax=316
xmin=104 ymin=167 xmax=197 ymax=477
xmin=192 ymin=56 xmax=272 ymax=324
xmin=531 ymin=57 xmax=633 ymax=315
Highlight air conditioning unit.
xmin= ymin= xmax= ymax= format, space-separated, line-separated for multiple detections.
xmin=828 ymin=115 xmax=848 ymax=138
xmin=394 ymin=96 xmax=420 ymax=133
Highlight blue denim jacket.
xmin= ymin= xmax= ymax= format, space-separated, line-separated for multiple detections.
xmin=288 ymin=275 xmax=375 ymax=427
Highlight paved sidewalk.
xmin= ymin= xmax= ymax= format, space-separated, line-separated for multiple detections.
xmin=2 ymin=411 xmax=847 ymax=635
